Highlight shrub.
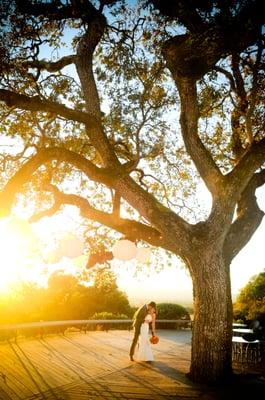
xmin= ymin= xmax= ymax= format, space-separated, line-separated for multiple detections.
xmin=157 ymin=303 xmax=190 ymax=320
xmin=87 ymin=312 xmax=130 ymax=331
xmin=157 ymin=303 xmax=191 ymax=329
xmin=89 ymin=312 xmax=129 ymax=320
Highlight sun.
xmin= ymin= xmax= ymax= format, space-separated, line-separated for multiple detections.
xmin=0 ymin=217 xmax=40 ymax=291
xmin=0 ymin=212 xmax=87 ymax=293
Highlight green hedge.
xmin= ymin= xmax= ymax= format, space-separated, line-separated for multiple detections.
xmin=157 ymin=303 xmax=190 ymax=319
xmin=156 ymin=303 xmax=191 ymax=329
xmin=86 ymin=312 xmax=131 ymax=331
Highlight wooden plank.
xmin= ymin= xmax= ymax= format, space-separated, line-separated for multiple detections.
xmin=1 ymin=329 xmax=263 ymax=400
xmin=0 ymin=330 xmax=195 ymax=399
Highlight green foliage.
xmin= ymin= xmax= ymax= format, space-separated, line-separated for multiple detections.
xmin=91 ymin=268 xmax=132 ymax=316
xmin=89 ymin=312 xmax=128 ymax=320
xmin=87 ymin=311 xmax=130 ymax=331
xmin=0 ymin=269 xmax=133 ymax=324
xmin=93 ymin=268 xmax=118 ymax=293
xmin=157 ymin=303 xmax=190 ymax=320
xmin=233 ymin=272 xmax=265 ymax=322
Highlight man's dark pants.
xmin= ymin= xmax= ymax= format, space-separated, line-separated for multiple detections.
xmin=129 ymin=322 xmax=141 ymax=358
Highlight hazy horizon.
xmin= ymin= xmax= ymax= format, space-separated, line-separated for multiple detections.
xmin=119 ymin=278 xmax=240 ymax=308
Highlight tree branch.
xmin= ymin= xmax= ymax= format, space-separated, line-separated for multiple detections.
xmin=0 ymin=89 xmax=100 ymax=127
xmin=73 ymin=15 xmax=119 ymax=167
xmin=0 ymin=147 xmax=113 ymax=217
xmin=113 ymin=174 xmax=192 ymax=257
xmin=227 ymin=138 xmax=265 ymax=196
xmin=75 ymin=17 xmax=106 ymax=118
xmin=231 ymin=53 xmax=248 ymax=114
xmin=245 ymin=40 xmax=263 ymax=145
xmin=0 ymin=140 xmax=191 ymax=256
xmin=24 ymin=55 xmax=77 ymax=72
xmin=175 ymin=77 xmax=224 ymax=196
xmin=112 ymin=190 xmax=120 ymax=218
xmin=30 ymin=183 xmax=164 ymax=248
xmin=224 ymin=170 xmax=265 ymax=263
xmin=0 ymin=89 xmax=119 ymax=166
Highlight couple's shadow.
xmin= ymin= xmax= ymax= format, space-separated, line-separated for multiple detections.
xmin=147 ymin=361 xmax=189 ymax=382
xmin=129 ymin=360 xmax=190 ymax=385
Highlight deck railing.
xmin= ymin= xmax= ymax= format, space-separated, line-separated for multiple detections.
xmin=0 ymin=319 xmax=191 ymax=341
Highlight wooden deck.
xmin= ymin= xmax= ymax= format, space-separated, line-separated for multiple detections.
xmin=0 ymin=330 xmax=264 ymax=399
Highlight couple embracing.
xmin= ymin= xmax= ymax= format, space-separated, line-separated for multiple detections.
xmin=129 ymin=301 xmax=157 ymax=362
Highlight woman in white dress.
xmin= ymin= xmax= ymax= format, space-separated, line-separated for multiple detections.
xmin=136 ymin=312 xmax=156 ymax=361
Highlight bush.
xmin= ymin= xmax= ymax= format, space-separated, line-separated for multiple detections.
xmin=157 ymin=303 xmax=190 ymax=319
xmin=156 ymin=303 xmax=191 ymax=329
xmin=89 ymin=312 xmax=129 ymax=320
xmin=87 ymin=312 xmax=131 ymax=331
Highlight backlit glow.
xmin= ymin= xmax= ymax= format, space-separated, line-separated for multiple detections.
xmin=0 ymin=217 xmax=39 ymax=291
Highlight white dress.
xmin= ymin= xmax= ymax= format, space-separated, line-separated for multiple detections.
xmin=136 ymin=314 xmax=154 ymax=361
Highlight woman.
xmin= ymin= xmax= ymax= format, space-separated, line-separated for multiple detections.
xmin=135 ymin=310 xmax=156 ymax=361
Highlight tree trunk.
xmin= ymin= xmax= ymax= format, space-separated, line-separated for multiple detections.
xmin=188 ymin=248 xmax=233 ymax=383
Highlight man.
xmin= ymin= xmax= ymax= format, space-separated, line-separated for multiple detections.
xmin=129 ymin=301 xmax=156 ymax=361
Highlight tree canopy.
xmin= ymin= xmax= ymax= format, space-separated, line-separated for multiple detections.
xmin=0 ymin=268 xmax=132 ymax=323
xmin=0 ymin=0 xmax=265 ymax=384
xmin=234 ymin=272 xmax=265 ymax=322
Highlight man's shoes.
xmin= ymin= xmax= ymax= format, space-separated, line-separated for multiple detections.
xmin=130 ymin=355 xmax=134 ymax=361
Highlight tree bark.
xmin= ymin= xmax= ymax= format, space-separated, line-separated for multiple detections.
xmin=188 ymin=248 xmax=233 ymax=383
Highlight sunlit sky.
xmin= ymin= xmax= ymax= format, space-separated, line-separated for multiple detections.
xmin=115 ymin=185 xmax=265 ymax=305
xmin=0 ymin=183 xmax=264 ymax=306
xmin=0 ymin=115 xmax=264 ymax=306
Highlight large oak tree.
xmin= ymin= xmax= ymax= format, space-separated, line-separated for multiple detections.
xmin=0 ymin=0 xmax=264 ymax=383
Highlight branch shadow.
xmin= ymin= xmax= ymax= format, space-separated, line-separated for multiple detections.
xmin=130 ymin=360 xmax=265 ymax=400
